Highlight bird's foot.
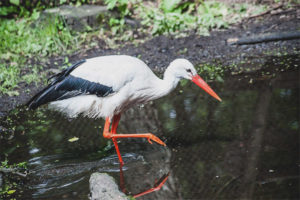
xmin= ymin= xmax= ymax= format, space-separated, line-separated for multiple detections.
xmin=146 ymin=133 xmax=166 ymax=146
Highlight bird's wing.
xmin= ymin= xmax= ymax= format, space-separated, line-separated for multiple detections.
xmin=27 ymin=59 xmax=118 ymax=109
xmin=27 ymin=56 xmax=146 ymax=109
xmin=70 ymin=55 xmax=147 ymax=91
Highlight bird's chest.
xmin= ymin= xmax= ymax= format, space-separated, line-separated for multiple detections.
xmin=115 ymin=84 xmax=153 ymax=111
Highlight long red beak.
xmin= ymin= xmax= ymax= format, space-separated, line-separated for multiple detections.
xmin=192 ymin=75 xmax=222 ymax=102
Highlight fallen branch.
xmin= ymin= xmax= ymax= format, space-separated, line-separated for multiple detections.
xmin=227 ymin=31 xmax=300 ymax=45
xmin=0 ymin=167 xmax=28 ymax=177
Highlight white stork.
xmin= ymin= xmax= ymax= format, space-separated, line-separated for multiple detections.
xmin=27 ymin=55 xmax=221 ymax=166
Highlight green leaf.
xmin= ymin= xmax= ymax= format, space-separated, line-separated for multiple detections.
xmin=180 ymin=79 xmax=188 ymax=87
xmin=7 ymin=90 xmax=20 ymax=96
xmin=1 ymin=159 xmax=8 ymax=167
xmin=9 ymin=0 xmax=19 ymax=6
xmin=16 ymin=161 xmax=27 ymax=169
xmin=60 ymin=0 xmax=67 ymax=4
xmin=0 ymin=6 xmax=17 ymax=16
xmin=161 ymin=0 xmax=181 ymax=13
xmin=68 ymin=137 xmax=79 ymax=142
xmin=64 ymin=56 xmax=69 ymax=64
xmin=31 ymin=11 xmax=40 ymax=20
xmin=105 ymin=0 xmax=117 ymax=10
xmin=7 ymin=189 xmax=16 ymax=194
xmin=216 ymin=75 xmax=224 ymax=83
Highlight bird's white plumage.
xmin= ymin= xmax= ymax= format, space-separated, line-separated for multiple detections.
xmin=49 ymin=55 xmax=197 ymax=119
xmin=71 ymin=55 xmax=150 ymax=91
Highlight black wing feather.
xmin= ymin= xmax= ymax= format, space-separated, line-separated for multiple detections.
xmin=27 ymin=60 xmax=114 ymax=109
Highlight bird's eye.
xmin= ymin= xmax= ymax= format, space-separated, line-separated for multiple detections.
xmin=186 ymin=69 xmax=192 ymax=73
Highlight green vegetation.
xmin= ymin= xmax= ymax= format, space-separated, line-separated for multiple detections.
xmin=197 ymin=63 xmax=225 ymax=82
xmin=0 ymin=11 xmax=79 ymax=95
xmin=106 ymin=0 xmax=267 ymax=36
xmin=0 ymin=159 xmax=27 ymax=197
xmin=0 ymin=0 xmax=95 ymax=17
xmin=1 ymin=159 xmax=27 ymax=170
xmin=0 ymin=1 xmax=100 ymax=96
xmin=105 ymin=0 xmax=136 ymax=35
xmin=0 ymin=0 xmax=279 ymax=96
xmin=139 ymin=1 xmax=227 ymax=35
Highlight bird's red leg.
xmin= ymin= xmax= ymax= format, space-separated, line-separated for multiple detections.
xmin=111 ymin=114 xmax=124 ymax=166
xmin=103 ymin=114 xmax=166 ymax=166
xmin=103 ymin=116 xmax=124 ymax=166
xmin=112 ymin=138 xmax=124 ymax=166
xmin=103 ymin=117 xmax=111 ymax=136
xmin=133 ymin=173 xmax=170 ymax=198
xmin=109 ymin=113 xmax=166 ymax=146
xmin=111 ymin=114 xmax=121 ymax=134
xmin=109 ymin=114 xmax=166 ymax=146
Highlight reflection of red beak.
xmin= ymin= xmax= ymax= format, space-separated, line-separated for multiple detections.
xmin=192 ymin=75 xmax=222 ymax=102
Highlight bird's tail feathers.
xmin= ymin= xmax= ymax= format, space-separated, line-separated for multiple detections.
xmin=26 ymin=60 xmax=86 ymax=109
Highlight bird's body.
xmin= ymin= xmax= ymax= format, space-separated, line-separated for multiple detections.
xmin=30 ymin=55 xmax=180 ymax=119
xmin=28 ymin=55 xmax=221 ymax=166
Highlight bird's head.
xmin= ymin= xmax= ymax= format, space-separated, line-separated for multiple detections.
xmin=168 ymin=58 xmax=222 ymax=102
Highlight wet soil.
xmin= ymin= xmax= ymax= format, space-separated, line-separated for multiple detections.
xmin=0 ymin=7 xmax=299 ymax=117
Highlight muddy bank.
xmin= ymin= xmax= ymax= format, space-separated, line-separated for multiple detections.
xmin=0 ymin=8 xmax=299 ymax=117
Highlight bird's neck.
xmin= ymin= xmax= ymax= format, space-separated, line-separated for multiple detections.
xmin=154 ymin=68 xmax=180 ymax=99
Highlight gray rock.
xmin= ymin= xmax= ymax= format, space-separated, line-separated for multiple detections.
xmin=43 ymin=5 xmax=109 ymax=31
xmin=89 ymin=173 xmax=128 ymax=200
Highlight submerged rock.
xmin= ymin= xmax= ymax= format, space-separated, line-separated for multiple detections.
xmin=89 ymin=173 xmax=128 ymax=200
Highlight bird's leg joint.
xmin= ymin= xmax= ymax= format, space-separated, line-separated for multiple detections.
xmin=103 ymin=131 xmax=112 ymax=139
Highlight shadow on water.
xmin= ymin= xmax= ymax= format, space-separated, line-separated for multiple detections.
xmin=0 ymin=54 xmax=299 ymax=199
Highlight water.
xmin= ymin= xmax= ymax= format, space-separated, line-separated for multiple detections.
xmin=0 ymin=54 xmax=299 ymax=199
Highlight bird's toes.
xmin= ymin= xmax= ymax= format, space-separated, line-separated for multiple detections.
xmin=148 ymin=134 xmax=166 ymax=146
xmin=147 ymin=138 xmax=153 ymax=144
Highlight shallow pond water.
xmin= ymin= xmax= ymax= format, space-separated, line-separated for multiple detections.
xmin=0 ymin=54 xmax=299 ymax=199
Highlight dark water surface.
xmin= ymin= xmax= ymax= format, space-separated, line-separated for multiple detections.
xmin=0 ymin=55 xmax=299 ymax=199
